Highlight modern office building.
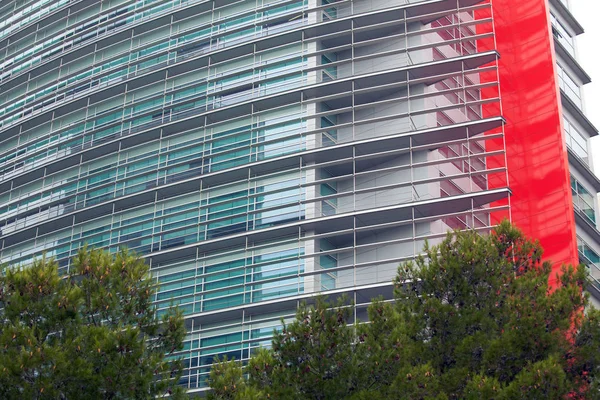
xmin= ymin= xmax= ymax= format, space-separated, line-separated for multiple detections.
xmin=552 ymin=0 xmax=600 ymax=305
xmin=0 ymin=0 xmax=598 ymax=393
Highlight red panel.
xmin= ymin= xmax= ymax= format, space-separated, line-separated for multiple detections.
xmin=487 ymin=0 xmax=578 ymax=285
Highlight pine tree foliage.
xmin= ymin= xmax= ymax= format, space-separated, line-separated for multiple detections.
xmin=209 ymin=221 xmax=600 ymax=399
xmin=0 ymin=247 xmax=186 ymax=399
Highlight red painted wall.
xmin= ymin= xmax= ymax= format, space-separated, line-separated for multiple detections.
xmin=488 ymin=0 xmax=579 ymax=283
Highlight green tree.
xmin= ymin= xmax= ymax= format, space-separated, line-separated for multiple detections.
xmin=0 ymin=247 xmax=186 ymax=399
xmin=209 ymin=221 xmax=600 ymax=399
xmin=209 ymin=296 xmax=360 ymax=400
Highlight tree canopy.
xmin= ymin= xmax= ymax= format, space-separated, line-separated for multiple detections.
xmin=0 ymin=247 xmax=185 ymax=399
xmin=208 ymin=221 xmax=600 ymax=399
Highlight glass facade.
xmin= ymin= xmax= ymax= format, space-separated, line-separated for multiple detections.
xmin=0 ymin=0 xmax=511 ymax=393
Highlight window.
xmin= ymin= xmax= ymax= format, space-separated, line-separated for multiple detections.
xmin=551 ymin=14 xmax=575 ymax=56
xmin=571 ymin=176 xmax=597 ymax=224
xmin=564 ymin=117 xmax=588 ymax=164
xmin=557 ymin=63 xmax=582 ymax=108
